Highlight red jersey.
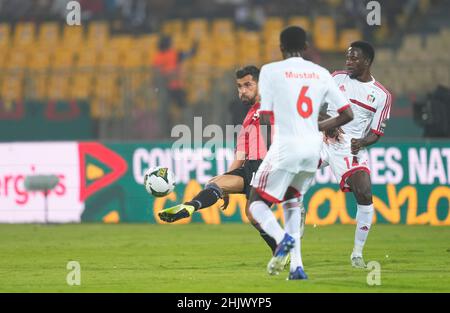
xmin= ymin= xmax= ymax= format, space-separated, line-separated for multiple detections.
xmin=236 ymin=103 xmax=273 ymax=160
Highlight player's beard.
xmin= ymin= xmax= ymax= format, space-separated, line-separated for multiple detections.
xmin=241 ymin=95 xmax=256 ymax=106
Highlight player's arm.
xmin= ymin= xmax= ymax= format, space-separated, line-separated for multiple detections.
xmin=228 ymin=151 xmax=246 ymax=171
xmin=230 ymin=124 xmax=248 ymax=171
xmin=352 ymin=90 xmax=392 ymax=154
xmin=318 ymin=106 xmax=353 ymax=131
xmin=319 ymin=108 xmax=344 ymax=140
xmin=351 ymin=132 xmax=380 ymax=155
xmin=319 ymin=74 xmax=353 ymax=132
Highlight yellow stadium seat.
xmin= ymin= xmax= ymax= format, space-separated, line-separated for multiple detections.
xmin=433 ymin=65 xmax=450 ymax=88
xmin=52 ymin=50 xmax=74 ymax=68
xmin=62 ymin=25 xmax=84 ymax=52
xmin=171 ymin=33 xmax=193 ymax=52
xmin=287 ymin=16 xmax=311 ymax=33
xmin=0 ymin=24 xmax=11 ymax=51
xmin=263 ymin=33 xmax=281 ymax=63
xmin=123 ymin=50 xmax=145 ymax=68
xmin=237 ymin=31 xmax=260 ymax=65
xmin=71 ymin=73 xmax=93 ymax=99
xmin=94 ymin=74 xmax=118 ymax=99
xmin=109 ymin=35 xmax=134 ymax=55
xmin=86 ymin=22 xmax=110 ymax=51
xmin=137 ymin=34 xmax=159 ymax=65
xmin=338 ymin=29 xmax=362 ymax=51
xmin=38 ymin=22 xmax=60 ymax=48
xmin=162 ymin=19 xmax=184 ymax=36
xmin=98 ymin=50 xmax=120 ymax=68
xmin=138 ymin=34 xmax=159 ymax=52
xmin=76 ymin=49 xmax=97 ymax=68
xmin=440 ymin=27 xmax=450 ymax=39
xmin=5 ymin=50 xmax=28 ymax=69
xmin=47 ymin=73 xmax=70 ymax=100
xmin=375 ymin=48 xmax=395 ymax=64
xmin=313 ymin=16 xmax=337 ymax=51
xmin=87 ymin=21 xmax=109 ymax=43
xmin=263 ymin=17 xmax=284 ymax=37
xmin=187 ymin=19 xmax=209 ymax=40
xmin=27 ymin=50 xmax=50 ymax=99
xmin=402 ymin=34 xmax=423 ymax=50
xmin=13 ymin=22 xmax=36 ymax=48
xmin=212 ymin=19 xmax=234 ymax=35
xmin=1 ymin=75 xmax=23 ymax=101
xmin=93 ymin=73 xmax=121 ymax=118
xmin=28 ymin=51 xmax=51 ymax=70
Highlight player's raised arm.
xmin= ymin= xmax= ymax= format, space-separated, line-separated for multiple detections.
xmin=319 ymin=75 xmax=354 ymax=131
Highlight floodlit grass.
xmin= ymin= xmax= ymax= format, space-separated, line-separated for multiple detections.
xmin=0 ymin=224 xmax=449 ymax=292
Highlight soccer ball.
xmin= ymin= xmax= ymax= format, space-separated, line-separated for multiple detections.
xmin=143 ymin=166 xmax=175 ymax=197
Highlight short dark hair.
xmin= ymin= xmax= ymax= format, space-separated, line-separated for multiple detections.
xmin=350 ymin=41 xmax=375 ymax=65
xmin=235 ymin=65 xmax=260 ymax=81
xmin=280 ymin=26 xmax=307 ymax=53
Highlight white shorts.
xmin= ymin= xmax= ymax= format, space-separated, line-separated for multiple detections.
xmin=319 ymin=144 xmax=370 ymax=192
xmin=251 ymin=161 xmax=315 ymax=203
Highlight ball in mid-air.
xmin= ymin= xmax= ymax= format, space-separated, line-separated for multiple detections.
xmin=144 ymin=166 xmax=175 ymax=197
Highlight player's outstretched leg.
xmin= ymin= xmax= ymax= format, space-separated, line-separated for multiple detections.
xmin=158 ymin=182 xmax=223 ymax=223
xmin=348 ymin=171 xmax=374 ymax=268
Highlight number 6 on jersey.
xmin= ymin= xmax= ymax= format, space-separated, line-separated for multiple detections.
xmin=297 ymin=86 xmax=313 ymax=118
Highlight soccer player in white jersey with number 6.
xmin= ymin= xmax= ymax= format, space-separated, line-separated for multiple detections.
xmin=247 ymin=26 xmax=354 ymax=280
xmin=317 ymin=41 xmax=392 ymax=268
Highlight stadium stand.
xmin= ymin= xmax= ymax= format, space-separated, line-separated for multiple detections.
xmin=0 ymin=0 xmax=448 ymax=140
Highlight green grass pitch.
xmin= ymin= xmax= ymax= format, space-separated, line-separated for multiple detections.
xmin=0 ymin=223 xmax=449 ymax=292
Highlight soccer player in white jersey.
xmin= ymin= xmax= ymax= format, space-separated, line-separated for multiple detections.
xmin=247 ymin=26 xmax=354 ymax=280
xmin=317 ymin=41 xmax=392 ymax=268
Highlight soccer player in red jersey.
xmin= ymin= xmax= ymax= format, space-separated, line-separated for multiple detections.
xmin=158 ymin=65 xmax=279 ymax=254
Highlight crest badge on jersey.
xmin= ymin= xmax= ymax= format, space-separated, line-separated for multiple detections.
xmin=367 ymin=94 xmax=376 ymax=103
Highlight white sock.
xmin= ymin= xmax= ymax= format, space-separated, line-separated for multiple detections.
xmin=249 ymin=201 xmax=285 ymax=244
xmin=353 ymin=203 xmax=374 ymax=257
xmin=298 ymin=196 xmax=306 ymax=238
xmin=282 ymin=199 xmax=303 ymax=270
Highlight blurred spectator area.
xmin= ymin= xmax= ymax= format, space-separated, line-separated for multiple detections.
xmin=0 ymin=0 xmax=448 ymax=140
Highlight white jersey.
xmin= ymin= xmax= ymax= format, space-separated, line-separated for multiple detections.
xmin=327 ymin=71 xmax=392 ymax=150
xmin=258 ymin=57 xmax=350 ymax=172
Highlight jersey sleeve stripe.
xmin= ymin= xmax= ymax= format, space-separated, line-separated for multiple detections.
xmin=378 ymin=92 xmax=392 ymax=130
xmin=374 ymin=81 xmax=392 ymax=131
xmin=337 ymin=104 xmax=351 ymax=113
